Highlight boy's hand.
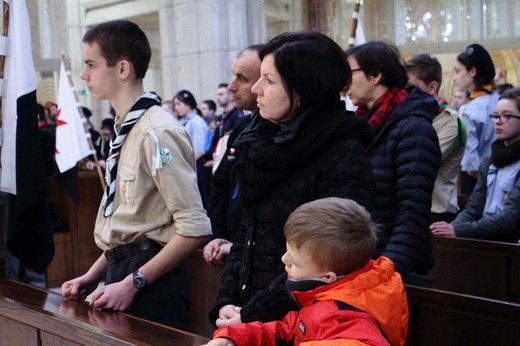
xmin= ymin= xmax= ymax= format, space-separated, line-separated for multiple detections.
xmin=216 ymin=304 xmax=242 ymax=327
xmin=62 ymin=274 xmax=99 ymax=301
xmin=203 ymin=238 xmax=232 ymax=265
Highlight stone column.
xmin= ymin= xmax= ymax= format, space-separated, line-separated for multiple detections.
xmin=158 ymin=0 xmax=266 ymax=103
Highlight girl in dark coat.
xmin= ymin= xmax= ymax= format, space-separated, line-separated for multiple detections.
xmin=345 ymin=41 xmax=441 ymax=282
xmin=210 ymin=31 xmax=374 ymax=326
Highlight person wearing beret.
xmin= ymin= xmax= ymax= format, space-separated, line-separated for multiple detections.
xmin=453 ymin=43 xmax=499 ymax=195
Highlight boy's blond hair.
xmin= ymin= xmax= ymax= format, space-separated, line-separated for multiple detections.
xmin=284 ymin=197 xmax=378 ymax=275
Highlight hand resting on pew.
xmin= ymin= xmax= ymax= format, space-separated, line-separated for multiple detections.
xmin=204 ymin=238 xmax=233 ymax=266
xmin=62 ymin=272 xmax=102 ymax=302
xmin=430 ymin=222 xmax=455 ymax=237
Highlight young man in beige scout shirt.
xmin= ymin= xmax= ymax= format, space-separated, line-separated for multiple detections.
xmin=61 ymin=20 xmax=211 ymax=328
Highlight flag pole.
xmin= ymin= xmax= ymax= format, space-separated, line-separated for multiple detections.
xmin=60 ymin=54 xmax=106 ymax=190
xmin=0 ymin=1 xmax=9 ymax=130
xmin=347 ymin=1 xmax=361 ymax=49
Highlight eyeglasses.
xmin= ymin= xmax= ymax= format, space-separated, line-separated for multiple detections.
xmin=350 ymin=68 xmax=363 ymax=73
xmin=489 ymin=113 xmax=520 ymax=122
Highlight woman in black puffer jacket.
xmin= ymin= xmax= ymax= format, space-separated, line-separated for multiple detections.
xmin=345 ymin=41 xmax=441 ymax=283
xmin=209 ymin=31 xmax=374 ymax=326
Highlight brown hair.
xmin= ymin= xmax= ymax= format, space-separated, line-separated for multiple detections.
xmin=404 ymin=53 xmax=443 ymax=88
xmin=284 ymin=197 xmax=378 ymax=275
xmin=83 ymin=20 xmax=151 ymax=80
xmin=499 ymin=87 xmax=520 ymax=112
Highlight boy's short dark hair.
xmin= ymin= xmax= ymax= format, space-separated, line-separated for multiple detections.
xmin=284 ymin=197 xmax=379 ymax=275
xmin=83 ymin=20 xmax=151 ymax=80
xmin=404 ymin=53 xmax=443 ymax=88
xmin=499 ymin=87 xmax=520 ymax=113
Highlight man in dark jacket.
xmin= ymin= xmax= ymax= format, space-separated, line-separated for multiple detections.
xmin=204 ymin=45 xmax=264 ymax=266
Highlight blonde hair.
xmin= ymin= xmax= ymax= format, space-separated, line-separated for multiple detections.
xmin=284 ymin=197 xmax=378 ymax=274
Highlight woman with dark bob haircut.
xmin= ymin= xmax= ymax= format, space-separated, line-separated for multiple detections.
xmin=210 ymin=31 xmax=374 ymax=326
xmin=345 ymin=40 xmax=441 ymax=284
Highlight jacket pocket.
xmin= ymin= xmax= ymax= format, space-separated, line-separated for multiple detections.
xmin=498 ymin=177 xmax=515 ymax=203
xmin=119 ymin=165 xmax=136 ymax=205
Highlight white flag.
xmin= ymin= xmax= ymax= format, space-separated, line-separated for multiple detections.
xmin=55 ymin=61 xmax=91 ymax=172
xmin=355 ymin=15 xmax=366 ymax=46
xmin=0 ymin=0 xmax=38 ymax=194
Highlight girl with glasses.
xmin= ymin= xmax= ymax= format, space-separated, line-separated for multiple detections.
xmin=431 ymin=88 xmax=520 ymax=242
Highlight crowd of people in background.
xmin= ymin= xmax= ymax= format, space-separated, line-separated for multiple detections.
xmin=24 ymin=18 xmax=520 ymax=345
xmin=36 ymin=38 xmax=519 ymax=247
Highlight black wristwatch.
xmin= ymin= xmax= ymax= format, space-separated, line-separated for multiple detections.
xmin=132 ymin=270 xmax=148 ymax=289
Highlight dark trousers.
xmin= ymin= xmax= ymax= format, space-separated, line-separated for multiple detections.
xmin=105 ymin=243 xmax=190 ymax=329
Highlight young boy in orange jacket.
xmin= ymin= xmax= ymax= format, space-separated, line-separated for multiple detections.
xmin=203 ymin=197 xmax=408 ymax=346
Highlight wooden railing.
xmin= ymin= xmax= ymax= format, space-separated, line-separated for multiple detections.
xmin=0 ymin=277 xmax=209 ymax=345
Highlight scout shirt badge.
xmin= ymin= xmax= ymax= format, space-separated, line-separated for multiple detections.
xmin=160 ymin=148 xmax=172 ymax=165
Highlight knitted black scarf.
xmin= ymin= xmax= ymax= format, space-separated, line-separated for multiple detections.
xmin=490 ymin=139 xmax=520 ymax=168
xmin=233 ymin=100 xmax=373 ymax=207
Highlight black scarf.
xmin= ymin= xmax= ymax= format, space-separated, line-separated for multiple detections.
xmin=233 ymin=100 xmax=373 ymax=207
xmin=490 ymin=139 xmax=520 ymax=168
xmin=285 ymin=277 xmax=328 ymax=302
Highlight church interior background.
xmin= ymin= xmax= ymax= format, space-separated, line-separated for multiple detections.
xmin=18 ymin=0 xmax=520 ymax=126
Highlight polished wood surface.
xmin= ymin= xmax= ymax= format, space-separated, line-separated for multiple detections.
xmin=430 ymin=236 xmax=520 ymax=303
xmin=0 ymin=277 xmax=209 ymax=345
xmin=405 ymin=284 xmax=520 ymax=346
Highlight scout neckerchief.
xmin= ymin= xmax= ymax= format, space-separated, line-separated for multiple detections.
xmin=103 ymin=92 xmax=160 ymax=217
xmin=469 ymin=84 xmax=493 ymax=99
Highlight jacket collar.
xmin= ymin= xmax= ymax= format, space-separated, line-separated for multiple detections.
xmin=292 ymin=260 xmax=373 ymax=306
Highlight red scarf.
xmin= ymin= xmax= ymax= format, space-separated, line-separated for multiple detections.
xmin=355 ymin=87 xmax=409 ymax=133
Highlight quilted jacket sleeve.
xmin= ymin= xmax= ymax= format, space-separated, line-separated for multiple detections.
xmin=381 ymin=117 xmax=441 ymax=276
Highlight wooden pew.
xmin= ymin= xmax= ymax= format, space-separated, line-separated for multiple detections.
xmin=430 ymin=236 xmax=520 ymax=303
xmin=405 ymin=285 xmax=520 ymax=346
xmin=186 ymin=249 xmax=223 ymax=339
xmin=47 ymin=171 xmax=104 ymax=288
xmin=0 ymin=277 xmax=209 ymax=345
